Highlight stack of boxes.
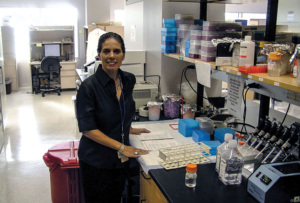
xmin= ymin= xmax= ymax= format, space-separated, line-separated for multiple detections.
xmin=161 ymin=19 xmax=177 ymax=54
xmin=200 ymin=21 xmax=242 ymax=62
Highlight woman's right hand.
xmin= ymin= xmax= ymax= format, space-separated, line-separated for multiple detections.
xmin=121 ymin=145 xmax=148 ymax=158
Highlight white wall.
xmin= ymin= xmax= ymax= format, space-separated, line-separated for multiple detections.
xmin=277 ymin=0 xmax=300 ymax=32
xmin=124 ymin=2 xmax=144 ymax=50
xmin=85 ymin=0 xmax=110 ymax=25
xmin=225 ymin=2 xmax=267 ymax=13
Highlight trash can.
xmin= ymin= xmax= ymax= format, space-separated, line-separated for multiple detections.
xmin=5 ymin=78 xmax=11 ymax=94
xmin=43 ymin=141 xmax=84 ymax=203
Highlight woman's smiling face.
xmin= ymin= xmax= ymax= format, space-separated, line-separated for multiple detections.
xmin=98 ymin=37 xmax=125 ymax=74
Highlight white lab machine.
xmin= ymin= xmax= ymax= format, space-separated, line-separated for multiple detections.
xmin=133 ymin=81 xmax=158 ymax=112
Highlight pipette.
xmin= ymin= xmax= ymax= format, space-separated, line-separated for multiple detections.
xmin=261 ymin=126 xmax=291 ymax=164
xmin=239 ymin=117 xmax=266 ymax=150
xmin=270 ymin=131 xmax=299 ymax=163
xmin=248 ymin=120 xmax=278 ymax=155
xmin=254 ymin=124 xmax=284 ymax=159
xmin=246 ymin=118 xmax=272 ymax=151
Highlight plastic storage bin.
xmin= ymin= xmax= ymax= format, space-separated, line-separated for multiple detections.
xmin=163 ymin=18 xmax=176 ymax=28
xmin=43 ymin=141 xmax=84 ymax=203
xmin=214 ymin=128 xmax=235 ymax=142
xmin=178 ymin=118 xmax=199 ymax=137
xmin=195 ymin=117 xmax=214 ymax=135
xmin=161 ymin=28 xmax=177 ymax=36
xmin=192 ymin=129 xmax=210 ymax=142
xmin=201 ymin=140 xmax=221 ymax=155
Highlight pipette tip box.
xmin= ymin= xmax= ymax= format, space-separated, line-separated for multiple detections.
xmin=178 ymin=118 xmax=199 ymax=137
xmin=192 ymin=129 xmax=210 ymax=142
xmin=214 ymin=128 xmax=235 ymax=142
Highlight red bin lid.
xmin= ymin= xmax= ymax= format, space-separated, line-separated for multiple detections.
xmin=46 ymin=141 xmax=79 ymax=169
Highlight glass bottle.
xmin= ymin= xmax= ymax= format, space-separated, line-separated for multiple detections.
xmin=215 ymin=133 xmax=233 ymax=173
xmin=185 ymin=163 xmax=197 ymax=188
xmin=268 ymin=52 xmax=282 ymax=77
xmin=219 ymin=140 xmax=244 ymax=185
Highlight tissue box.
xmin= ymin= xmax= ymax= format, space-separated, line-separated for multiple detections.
xmin=201 ymin=141 xmax=221 ymax=155
xmin=178 ymin=118 xmax=199 ymax=137
xmin=192 ymin=129 xmax=210 ymax=142
xmin=214 ymin=128 xmax=235 ymax=142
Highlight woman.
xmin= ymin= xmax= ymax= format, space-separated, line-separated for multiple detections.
xmin=76 ymin=32 xmax=150 ymax=203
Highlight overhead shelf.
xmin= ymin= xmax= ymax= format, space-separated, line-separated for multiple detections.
xmin=165 ymin=53 xmax=300 ymax=93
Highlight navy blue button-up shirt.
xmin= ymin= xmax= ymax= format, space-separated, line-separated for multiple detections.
xmin=76 ymin=65 xmax=136 ymax=168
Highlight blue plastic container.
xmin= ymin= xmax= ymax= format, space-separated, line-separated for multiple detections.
xmin=163 ymin=19 xmax=176 ymax=28
xmin=185 ymin=48 xmax=189 ymax=57
xmin=161 ymin=44 xmax=176 ymax=54
xmin=201 ymin=140 xmax=221 ymax=155
xmin=162 ymin=36 xmax=177 ymax=42
xmin=161 ymin=28 xmax=177 ymax=36
xmin=186 ymin=40 xmax=190 ymax=49
xmin=192 ymin=129 xmax=210 ymax=142
xmin=214 ymin=128 xmax=235 ymax=142
xmin=161 ymin=40 xmax=176 ymax=46
xmin=178 ymin=118 xmax=199 ymax=137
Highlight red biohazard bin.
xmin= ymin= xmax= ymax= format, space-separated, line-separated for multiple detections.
xmin=43 ymin=141 xmax=84 ymax=203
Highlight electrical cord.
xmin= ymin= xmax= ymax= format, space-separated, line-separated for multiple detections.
xmin=280 ymin=103 xmax=291 ymax=126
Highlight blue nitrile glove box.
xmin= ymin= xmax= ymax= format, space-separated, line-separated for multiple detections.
xmin=192 ymin=129 xmax=210 ymax=142
xmin=201 ymin=140 xmax=221 ymax=155
xmin=178 ymin=118 xmax=199 ymax=137
xmin=214 ymin=128 xmax=235 ymax=142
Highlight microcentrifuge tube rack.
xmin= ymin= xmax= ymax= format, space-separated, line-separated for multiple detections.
xmin=159 ymin=142 xmax=211 ymax=170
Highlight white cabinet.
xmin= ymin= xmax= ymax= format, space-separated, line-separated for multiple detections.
xmin=29 ymin=26 xmax=77 ymax=90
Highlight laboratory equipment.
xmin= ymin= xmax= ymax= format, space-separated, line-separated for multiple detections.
xmin=247 ymin=161 xmax=300 ymax=203
xmin=254 ymin=124 xmax=284 ymax=159
xmin=248 ymin=119 xmax=278 ymax=155
xmin=215 ymin=133 xmax=233 ymax=173
xmin=261 ymin=126 xmax=291 ymax=163
xmin=185 ymin=163 xmax=197 ymax=188
xmin=239 ymin=117 xmax=266 ymax=150
xmin=159 ymin=142 xmax=211 ymax=170
xmin=219 ymin=140 xmax=244 ymax=185
xmin=246 ymin=118 xmax=272 ymax=152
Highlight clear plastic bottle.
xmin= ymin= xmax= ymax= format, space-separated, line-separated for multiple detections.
xmin=239 ymin=35 xmax=255 ymax=67
xmin=215 ymin=133 xmax=233 ymax=173
xmin=185 ymin=163 xmax=197 ymax=188
xmin=268 ymin=52 xmax=282 ymax=77
xmin=219 ymin=140 xmax=244 ymax=185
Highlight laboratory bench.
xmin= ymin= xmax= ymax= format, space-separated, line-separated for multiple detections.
xmin=143 ymin=164 xmax=257 ymax=203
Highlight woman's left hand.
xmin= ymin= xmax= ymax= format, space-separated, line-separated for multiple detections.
xmin=130 ymin=127 xmax=151 ymax=135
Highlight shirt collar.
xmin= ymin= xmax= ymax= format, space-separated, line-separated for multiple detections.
xmin=95 ymin=64 xmax=126 ymax=88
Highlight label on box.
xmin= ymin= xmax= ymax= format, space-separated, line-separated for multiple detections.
xmin=216 ymin=57 xmax=232 ymax=66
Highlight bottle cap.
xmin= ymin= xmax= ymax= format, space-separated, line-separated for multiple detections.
xmin=186 ymin=163 xmax=197 ymax=173
xmin=269 ymin=52 xmax=281 ymax=60
xmin=224 ymin=133 xmax=233 ymax=142
xmin=228 ymin=140 xmax=237 ymax=149
xmin=259 ymin=41 xmax=270 ymax=48
xmin=245 ymin=35 xmax=252 ymax=41
xmin=238 ymin=141 xmax=245 ymax=146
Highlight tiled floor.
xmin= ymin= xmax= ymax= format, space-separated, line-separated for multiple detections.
xmin=0 ymin=89 xmax=81 ymax=203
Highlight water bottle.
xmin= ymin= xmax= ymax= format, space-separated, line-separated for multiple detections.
xmin=185 ymin=163 xmax=197 ymax=188
xmin=219 ymin=140 xmax=244 ymax=185
xmin=215 ymin=133 xmax=233 ymax=173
